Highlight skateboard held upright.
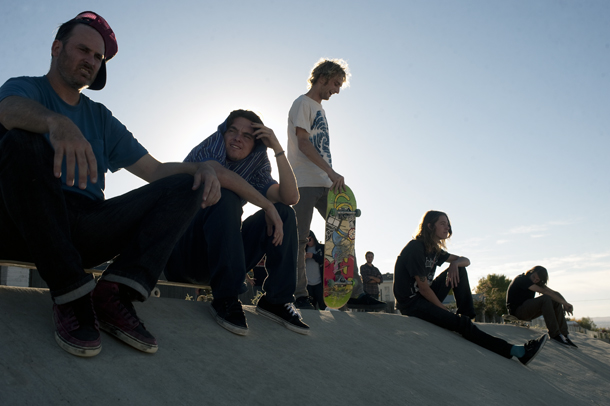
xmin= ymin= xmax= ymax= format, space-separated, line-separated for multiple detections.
xmin=323 ymin=185 xmax=360 ymax=309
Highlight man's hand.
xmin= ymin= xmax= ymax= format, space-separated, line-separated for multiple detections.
xmin=328 ymin=169 xmax=345 ymax=193
xmin=252 ymin=123 xmax=282 ymax=152
xmin=192 ymin=163 xmax=221 ymax=208
xmin=445 ymin=262 xmax=460 ymax=289
xmin=264 ymin=205 xmax=284 ymax=246
xmin=305 ymin=252 xmax=313 ymax=259
xmin=563 ymin=303 xmax=574 ymax=316
xmin=48 ymin=116 xmax=98 ymax=189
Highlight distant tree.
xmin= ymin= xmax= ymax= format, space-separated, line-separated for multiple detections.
xmin=575 ymin=317 xmax=597 ymax=331
xmin=474 ymin=274 xmax=512 ymax=320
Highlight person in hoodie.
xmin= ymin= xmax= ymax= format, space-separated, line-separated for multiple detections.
xmin=165 ymin=110 xmax=309 ymax=336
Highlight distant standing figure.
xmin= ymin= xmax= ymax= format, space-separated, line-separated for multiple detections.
xmin=305 ymin=230 xmax=326 ymax=310
xmin=360 ymin=251 xmax=383 ymax=300
xmin=507 ymin=266 xmax=577 ymax=348
xmin=393 ymin=210 xmax=548 ymax=366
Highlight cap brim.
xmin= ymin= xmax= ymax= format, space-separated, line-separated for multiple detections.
xmin=88 ymin=60 xmax=106 ymax=91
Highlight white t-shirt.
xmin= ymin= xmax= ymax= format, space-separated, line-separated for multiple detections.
xmin=287 ymin=94 xmax=333 ymax=188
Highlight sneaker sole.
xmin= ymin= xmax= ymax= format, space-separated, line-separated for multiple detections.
xmin=256 ymin=307 xmax=310 ymax=335
xmin=99 ymin=321 xmax=158 ymax=354
xmin=208 ymin=305 xmax=248 ymax=336
xmin=522 ymin=334 xmax=548 ymax=366
xmin=54 ymin=332 xmax=102 ymax=357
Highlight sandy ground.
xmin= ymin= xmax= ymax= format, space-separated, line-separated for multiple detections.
xmin=1 ymin=286 xmax=609 ymax=406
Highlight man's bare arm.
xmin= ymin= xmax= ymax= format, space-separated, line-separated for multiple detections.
xmin=253 ymin=123 xmax=298 ymax=205
xmin=529 ymin=284 xmax=573 ymax=314
xmin=416 ymin=276 xmax=447 ymax=311
xmin=0 ymin=95 xmax=97 ymax=189
xmin=126 ymin=154 xmax=221 ymax=208
xmin=444 ymin=254 xmax=470 ymax=289
xmin=295 ymin=126 xmax=344 ymax=192
xmin=203 ymin=160 xmax=285 ymax=246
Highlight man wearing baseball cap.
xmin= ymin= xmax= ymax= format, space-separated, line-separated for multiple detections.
xmin=0 ymin=12 xmax=221 ymax=357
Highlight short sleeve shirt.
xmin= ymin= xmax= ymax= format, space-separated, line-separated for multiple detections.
xmin=393 ymin=240 xmax=450 ymax=307
xmin=0 ymin=76 xmax=148 ymax=201
xmin=287 ymin=95 xmax=332 ymax=188
xmin=506 ymin=274 xmax=536 ymax=314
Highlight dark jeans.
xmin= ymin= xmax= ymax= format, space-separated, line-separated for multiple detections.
xmin=0 ymin=130 xmax=203 ymax=303
xmin=307 ymin=283 xmax=326 ymax=310
xmin=165 ymin=189 xmax=297 ymax=304
xmin=515 ymin=295 xmax=568 ymax=337
xmin=400 ymin=268 xmax=513 ymax=359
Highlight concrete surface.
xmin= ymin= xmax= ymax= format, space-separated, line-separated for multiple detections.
xmin=1 ymin=286 xmax=609 ymax=405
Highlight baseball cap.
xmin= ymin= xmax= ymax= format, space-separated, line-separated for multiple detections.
xmin=74 ymin=11 xmax=118 ymax=90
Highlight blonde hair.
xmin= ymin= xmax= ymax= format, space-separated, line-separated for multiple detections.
xmin=307 ymin=58 xmax=351 ymax=89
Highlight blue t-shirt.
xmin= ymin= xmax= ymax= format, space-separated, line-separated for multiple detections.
xmin=0 ymin=76 xmax=148 ymax=200
xmin=184 ymin=120 xmax=277 ymax=205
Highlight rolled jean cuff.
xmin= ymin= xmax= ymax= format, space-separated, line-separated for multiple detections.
xmin=53 ymin=278 xmax=96 ymax=305
xmin=102 ymin=274 xmax=149 ymax=301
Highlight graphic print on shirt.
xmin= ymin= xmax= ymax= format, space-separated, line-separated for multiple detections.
xmin=413 ymin=253 xmax=438 ymax=295
xmin=310 ymin=111 xmax=332 ymax=166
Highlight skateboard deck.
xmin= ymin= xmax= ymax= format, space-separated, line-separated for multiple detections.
xmin=0 ymin=259 xmax=210 ymax=298
xmin=502 ymin=314 xmax=530 ymax=328
xmin=323 ymin=186 xmax=360 ymax=309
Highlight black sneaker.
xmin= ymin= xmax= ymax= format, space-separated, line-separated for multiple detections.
xmin=92 ymin=280 xmax=158 ymax=353
xmin=346 ymin=293 xmax=386 ymax=310
xmin=294 ymin=296 xmax=314 ymax=310
xmin=256 ymin=295 xmax=310 ymax=335
xmin=551 ymin=334 xmax=571 ymax=348
xmin=519 ymin=334 xmax=548 ymax=366
xmin=564 ymin=336 xmax=578 ymax=348
xmin=209 ymin=297 xmax=248 ymax=336
xmin=53 ymin=293 xmax=101 ymax=357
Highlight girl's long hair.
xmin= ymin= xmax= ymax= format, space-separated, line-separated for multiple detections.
xmin=414 ymin=210 xmax=452 ymax=254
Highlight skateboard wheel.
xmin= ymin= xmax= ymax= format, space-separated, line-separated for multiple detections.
xmin=328 ymin=280 xmax=335 ymax=288
xmin=197 ymin=295 xmax=206 ymax=302
xmin=329 ymin=208 xmax=337 ymax=217
xmin=151 ymin=287 xmax=161 ymax=298
xmin=355 ymin=209 xmax=361 ymax=217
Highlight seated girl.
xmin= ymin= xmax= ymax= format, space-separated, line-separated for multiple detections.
xmin=393 ymin=210 xmax=547 ymax=366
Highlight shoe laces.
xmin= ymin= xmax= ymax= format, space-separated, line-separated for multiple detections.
xmin=58 ymin=295 xmax=98 ymax=331
xmin=284 ymin=303 xmax=301 ymax=318
xmin=111 ymin=290 xmax=140 ymax=329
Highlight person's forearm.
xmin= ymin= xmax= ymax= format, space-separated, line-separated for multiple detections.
xmin=274 ymin=152 xmax=299 ymax=205
xmin=541 ymin=288 xmax=569 ymax=306
xmin=210 ymin=161 xmax=275 ymax=211
xmin=0 ymin=95 xmax=63 ymax=133
xmin=143 ymin=162 xmax=199 ymax=183
xmin=418 ymin=283 xmax=446 ymax=310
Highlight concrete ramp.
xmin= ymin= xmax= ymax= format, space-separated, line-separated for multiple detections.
xmin=1 ymin=286 xmax=609 ymax=405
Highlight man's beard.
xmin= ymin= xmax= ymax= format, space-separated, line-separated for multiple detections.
xmin=56 ymin=48 xmax=95 ymax=91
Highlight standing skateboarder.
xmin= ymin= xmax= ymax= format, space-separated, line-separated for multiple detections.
xmin=287 ymin=58 xmax=384 ymax=310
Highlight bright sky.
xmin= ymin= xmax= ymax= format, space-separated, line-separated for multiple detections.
xmin=1 ymin=1 xmax=609 ymax=318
